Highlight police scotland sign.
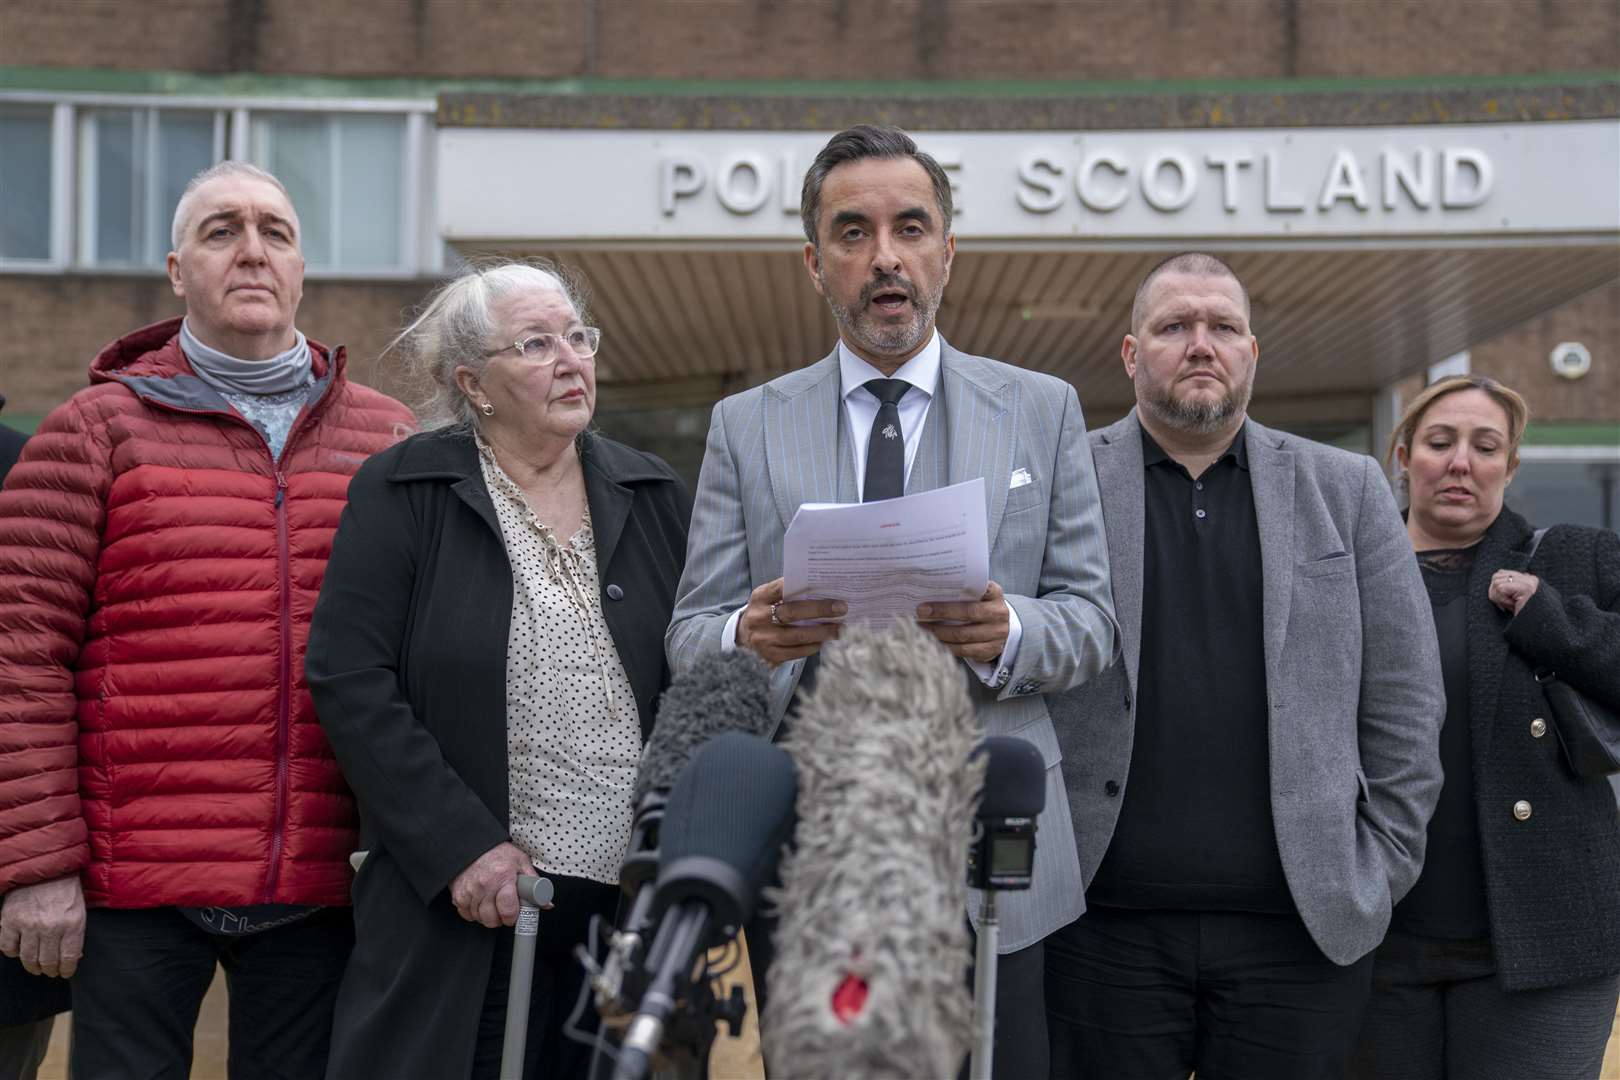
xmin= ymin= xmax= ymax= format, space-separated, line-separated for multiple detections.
xmin=438 ymin=121 xmax=1619 ymax=244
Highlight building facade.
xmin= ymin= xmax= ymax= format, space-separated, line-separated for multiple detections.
xmin=1 ymin=0 xmax=1615 ymax=524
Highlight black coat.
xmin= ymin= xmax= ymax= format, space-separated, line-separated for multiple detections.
xmin=306 ymin=429 xmax=690 ymax=1079
xmin=1467 ymin=507 xmax=1620 ymax=990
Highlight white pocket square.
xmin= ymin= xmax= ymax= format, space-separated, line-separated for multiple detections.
xmin=1009 ymin=467 xmax=1033 ymax=490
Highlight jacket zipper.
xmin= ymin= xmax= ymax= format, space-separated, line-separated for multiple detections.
xmin=264 ymin=468 xmax=292 ymax=902
xmin=119 ymin=368 xmax=338 ymax=903
xmin=257 ymin=387 xmax=334 ymax=903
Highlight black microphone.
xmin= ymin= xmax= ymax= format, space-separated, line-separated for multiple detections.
xmin=964 ymin=735 xmax=1046 ymax=1079
xmin=613 ymin=732 xmax=798 ymax=1080
xmin=967 ymin=736 xmax=1045 ymax=891
xmin=597 ymin=650 xmax=772 ymax=1012
xmin=762 ymin=621 xmax=982 ymax=1080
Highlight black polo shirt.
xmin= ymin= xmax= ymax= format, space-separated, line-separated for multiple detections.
xmin=1087 ymin=423 xmax=1294 ymax=914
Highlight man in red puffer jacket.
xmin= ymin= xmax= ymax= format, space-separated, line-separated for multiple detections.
xmin=0 ymin=161 xmax=414 ymax=1077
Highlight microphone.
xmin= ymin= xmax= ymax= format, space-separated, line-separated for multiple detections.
xmin=597 ymin=650 xmax=773 ymax=1011
xmin=762 ymin=621 xmax=982 ymax=1080
xmin=613 ymin=731 xmax=798 ymax=1080
xmin=967 ymin=736 xmax=1046 ymax=892
xmin=965 ymin=735 xmax=1045 ymax=1080
xmin=633 ymin=648 xmax=772 ymax=805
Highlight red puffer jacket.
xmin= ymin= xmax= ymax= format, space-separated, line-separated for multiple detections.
xmin=0 ymin=318 xmax=414 ymax=908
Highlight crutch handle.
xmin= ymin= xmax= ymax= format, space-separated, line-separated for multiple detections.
xmin=500 ymin=874 xmax=556 ymax=1080
xmin=517 ymin=875 xmax=554 ymax=909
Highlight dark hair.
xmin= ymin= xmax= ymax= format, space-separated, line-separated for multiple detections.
xmin=800 ymin=124 xmax=954 ymax=246
xmin=1130 ymin=251 xmax=1251 ymax=335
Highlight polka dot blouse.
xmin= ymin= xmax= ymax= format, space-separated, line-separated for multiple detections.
xmin=477 ymin=438 xmax=641 ymax=885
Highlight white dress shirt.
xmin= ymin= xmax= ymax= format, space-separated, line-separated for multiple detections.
xmin=722 ymin=333 xmax=1021 ymax=686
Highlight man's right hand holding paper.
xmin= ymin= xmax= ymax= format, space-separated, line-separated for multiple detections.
xmin=736 ymin=577 xmax=847 ymax=666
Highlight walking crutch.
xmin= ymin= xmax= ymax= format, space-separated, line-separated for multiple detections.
xmin=499 ymin=874 xmax=557 ymax=1080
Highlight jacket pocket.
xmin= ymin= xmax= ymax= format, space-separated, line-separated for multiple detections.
xmin=1297 ymin=552 xmax=1355 ymax=580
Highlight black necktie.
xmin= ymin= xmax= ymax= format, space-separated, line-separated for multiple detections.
xmin=863 ymin=378 xmax=910 ymax=502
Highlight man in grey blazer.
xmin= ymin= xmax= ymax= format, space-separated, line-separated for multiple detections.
xmin=665 ymin=125 xmax=1117 ymax=1079
xmin=1046 ymin=252 xmax=1445 ymax=1079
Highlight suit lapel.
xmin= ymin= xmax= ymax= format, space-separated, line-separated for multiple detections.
xmin=765 ymin=350 xmax=843 ymax=529
xmin=940 ymin=342 xmax=1016 ymax=549
xmin=1094 ymin=414 xmax=1148 ymax=694
xmin=1247 ymin=421 xmax=1297 ymax=691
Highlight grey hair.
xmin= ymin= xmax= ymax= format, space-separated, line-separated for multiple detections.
xmin=1130 ymin=251 xmax=1250 ymax=336
xmin=800 ymin=124 xmax=955 ymax=246
xmin=388 ymin=258 xmax=590 ymax=432
xmin=170 ymin=161 xmax=298 ymax=251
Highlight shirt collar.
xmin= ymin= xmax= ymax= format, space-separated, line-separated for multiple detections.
xmin=838 ymin=331 xmax=941 ymax=402
xmin=1141 ymin=420 xmax=1250 ymax=471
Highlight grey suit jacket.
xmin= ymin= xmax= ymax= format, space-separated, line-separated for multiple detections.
xmin=666 ymin=340 xmax=1118 ymax=951
xmin=1051 ymin=411 xmax=1445 ymax=965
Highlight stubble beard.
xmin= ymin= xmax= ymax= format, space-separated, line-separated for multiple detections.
xmin=1139 ymin=368 xmax=1255 ymax=436
xmin=821 ymin=267 xmax=945 ymax=362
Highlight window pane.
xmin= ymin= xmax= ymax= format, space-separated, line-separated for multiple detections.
xmin=253 ymin=111 xmax=406 ymax=271
xmin=92 ymin=109 xmax=138 ymax=264
xmin=336 ymin=115 xmax=403 ymax=269
xmin=1508 ymin=459 xmax=1620 ymax=532
xmin=87 ymin=107 xmax=217 ymax=266
xmin=154 ymin=112 xmax=217 ymax=261
xmin=255 ymin=113 xmax=333 ymax=268
xmin=0 ymin=107 xmax=52 ymax=261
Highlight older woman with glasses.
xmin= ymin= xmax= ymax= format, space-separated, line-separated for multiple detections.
xmin=1350 ymin=374 xmax=1620 ymax=1080
xmin=306 ymin=260 xmax=690 ymax=1079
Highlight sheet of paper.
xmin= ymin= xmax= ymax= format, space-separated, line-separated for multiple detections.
xmin=782 ymin=477 xmax=989 ymax=626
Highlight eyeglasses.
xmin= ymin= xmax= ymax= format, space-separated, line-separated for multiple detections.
xmin=486 ymin=327 xmax=602 ymax=365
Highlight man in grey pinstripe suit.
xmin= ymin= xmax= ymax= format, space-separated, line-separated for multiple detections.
xmin=665 ymin=125 xmax=1117 ymax=1079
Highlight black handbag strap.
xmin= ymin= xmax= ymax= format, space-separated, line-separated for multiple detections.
xmin=1520 ymin=527 xmax=1552 ymax=678
xmin=1524 ymin=526 xmax=1550 ymax=564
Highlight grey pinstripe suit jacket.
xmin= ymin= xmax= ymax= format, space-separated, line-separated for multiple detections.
xmin=665 ymin=340 xmax=1118 ymax=952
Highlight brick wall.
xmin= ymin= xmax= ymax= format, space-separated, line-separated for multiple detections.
xmin=0 ymin=275 xmax=425 ymax=416
xmin=1469 ymin=280 xmax=1620 ymax=426
xmin=2 ymin=0 xmax=1615 ymax=80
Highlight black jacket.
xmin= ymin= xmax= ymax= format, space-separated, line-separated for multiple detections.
xmin=1468 ymin=507 xmax=1620 ymax=990
xmin=306 ymin=428 xmax=690 ymax=1078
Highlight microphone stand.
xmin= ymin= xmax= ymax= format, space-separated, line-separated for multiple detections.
xmin=500 ymin=875 xmax=557 ymax=1080
xmin=968 ymin=889 xmax=999 ymax=1080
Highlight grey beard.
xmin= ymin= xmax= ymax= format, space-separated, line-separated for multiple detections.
xmin=1140 ymin=377 xmax=1252 ymax=435
xmin=822 ymin=271 xmax=943 ymax=361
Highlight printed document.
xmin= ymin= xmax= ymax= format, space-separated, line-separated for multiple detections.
xmin=782 ymin=477 xmax=990 ymax=626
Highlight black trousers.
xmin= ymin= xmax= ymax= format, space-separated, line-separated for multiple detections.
xmin=471 ymin=874 xmax=620 ymax=1080
xmin=1045 ymin=905 xmax=1374 ymax=1080
xmin=70 ymin=905 xmax=353 ymax=1080
xmin=970 ymin=935 xmax=1047 ymax=1080
xmin=1349 ymin=930 xmax=1619 ymax=1080
xmin=0 ymin=1019 xmax=52 ymax=1080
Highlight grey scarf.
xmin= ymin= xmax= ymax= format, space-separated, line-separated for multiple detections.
xmin=180 ymin=319 xmax=312 ymax=397
xmin=179 ymin=320 xmax=316 ymax=459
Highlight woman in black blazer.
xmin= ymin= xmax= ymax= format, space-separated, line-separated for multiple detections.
xmin=1351 ymin=374 xmax=1620 ymax=1079
xmin=306 ymin=260 xmax=689 ymax=1080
